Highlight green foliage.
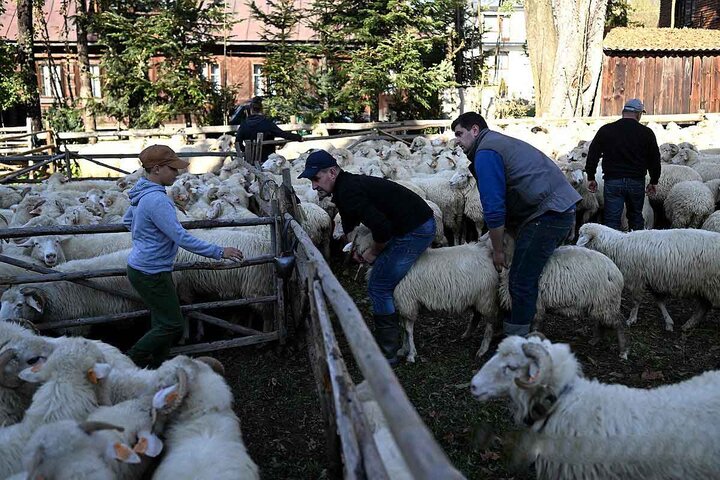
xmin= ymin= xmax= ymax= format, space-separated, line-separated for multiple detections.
xmin=0 ymin=3 xmax=27 ymax=112
xmin=494 ymin=97 xmax=534 ymax=118
xmin=606 ymin=0 xmax=639 ymax=31
xmin=207 ymin=84 xmax=243 ymax=125
xmin=46 ymin=102 xmax=84 ymax=132
xmin=247 ymin=0 xmax=310 ymax=122
xmin=90 ymin=0 xmax=229 ymax=128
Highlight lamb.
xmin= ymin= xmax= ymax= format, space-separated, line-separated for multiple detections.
xmin=348 ymin=226 xmax=500 ymax=363
xmin=299 ymin=202 xmax=332 ymax=259
xmin=0 ymin=322 xmax=42 ymax=426
xmin=0 ymin=337 xmax=112 ymax=478
xmin=470 ymin=335 xmax=720 ymax=479
xmin=577 ymin=223 xmax=720 ymax=332
xmin=663 ymin=180 xmax=715 ymax=228
xmin=17 ymin=420 xmax=134 ymax=480
xmin=0 ymin=186 xmax=26 ymax=209
xmin=411 ymin=174 xmax=466 ymax=244
xmin=150 ymin=356 xmax=260 ymax=480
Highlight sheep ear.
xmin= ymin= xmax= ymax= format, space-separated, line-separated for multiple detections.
xmin=27 ymin=295 xmax=43 ymax=313
xmin=133 ymin=430 xmax=163 ymax=457
xmin=19 ymin=360 xmax=47 ymax=383
xmin=152 ymin=384 xmax=179 ymax=410
xmin=107 ymin=442 xmax=142 ymax=464
xmin=342 ymin=242 xmax=353 ymax=253
xmin=87 ymin=363 xmax=112 ymax=384
xmin=576 ymin=234 xmax=589 ymax=248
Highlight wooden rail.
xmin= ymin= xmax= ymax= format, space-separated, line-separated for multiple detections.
xmin=286 ymin=212 xmax=465 ymax=480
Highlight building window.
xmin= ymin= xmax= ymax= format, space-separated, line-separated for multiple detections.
xmin=483 ymin=13 xmax=511 ymax=40
xmin=41 ymin=64 xmax=63 ymax=98
xmin=202 ymin=63 xmax=221 ymax=88
xmin=90 ymin=65 xmax=102 ymax=98
xmin=253 ymin=64 xmax=266 ymax=97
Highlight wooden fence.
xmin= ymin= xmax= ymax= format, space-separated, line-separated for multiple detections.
xmin=601 ymin=53 xmax=720 ymax=115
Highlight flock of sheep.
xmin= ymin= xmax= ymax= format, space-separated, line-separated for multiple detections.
xmin=0 ymin=114 xmax=719 ymax=478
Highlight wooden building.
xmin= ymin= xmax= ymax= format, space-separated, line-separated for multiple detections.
xmin=659 ymin=0 xmax=720 ymax=29
xmin=600 ymin=27 xmax=720 ymax=115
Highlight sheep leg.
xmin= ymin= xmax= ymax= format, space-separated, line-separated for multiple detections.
xmin=406 ymin=321 xmax=417 ymax=363
xmin=616 ymin=323 xmax=628 ymax=360
xmin=461 ymin=311 xmax=481 ymax=340
xmin=651 ymin=293 xmax=674 ymax=332
xmin=626 ymin=301 xmax=640 ymax=326
xmin=681 ymin=298 xmax=711 ymax=332
xmin=475 ymin=322 xmax=495 ymax=359
xmin=588 ymin=323 xmax=601 ymax=346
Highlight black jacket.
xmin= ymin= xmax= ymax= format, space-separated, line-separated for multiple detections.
xmin=585 ymin=118 xmax=661 ymax=184
xmin=236 ymin=114 xmax=302 ymax=161
xmin=332 ymin=171 xmax=433 ymax=243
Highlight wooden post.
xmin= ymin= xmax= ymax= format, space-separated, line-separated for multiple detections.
xmin=64 ymin=148 xmax=72 ymax=180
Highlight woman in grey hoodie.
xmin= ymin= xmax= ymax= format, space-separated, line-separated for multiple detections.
xmin=122 ymin=145 xmax=244 ymax=367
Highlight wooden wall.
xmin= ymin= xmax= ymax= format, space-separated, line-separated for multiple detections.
xmin=600 ymin=53 xmax=720 ymax=115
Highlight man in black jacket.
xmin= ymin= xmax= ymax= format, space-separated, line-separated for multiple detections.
xmin=235 ymin=97 xmax=302 ymax=162
xmin=585 ymin=98 xmax=661 ymax=230
xmin=299 ymin=150 xmax=435 ymax=365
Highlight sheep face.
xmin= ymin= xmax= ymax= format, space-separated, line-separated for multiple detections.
xmin=0 ymin=286 xmax=46 ymax=322
xmin=659 ymin=143 xmax=679 ymax=163
xmin=575 ymin=223 xmax=609 ymax=249
xmin=449 ymin=169 xmax=472 ymax=188
xmin=0 ymin=336 xmax=54 ymax=388
xmin=16 ymin=235 xmax=66 ymax=266
xmin=471 ymin=336 xmax=542 ymax=401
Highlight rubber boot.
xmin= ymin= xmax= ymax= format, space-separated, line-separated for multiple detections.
xmin=373 ymin=313 xmax=401 ymax=367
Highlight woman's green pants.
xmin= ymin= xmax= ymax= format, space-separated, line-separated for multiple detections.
xmin=126 ymin=266 xmax=184 ymax=368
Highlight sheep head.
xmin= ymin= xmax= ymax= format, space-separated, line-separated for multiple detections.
xmin=470 ymin=336 xmax=555 ymax=402
xmin=0 ymin=286 xmax=47 ymax=322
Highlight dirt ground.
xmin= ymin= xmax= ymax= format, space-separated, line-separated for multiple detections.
xmin=214 ymin=256 xmax=720 ymax=480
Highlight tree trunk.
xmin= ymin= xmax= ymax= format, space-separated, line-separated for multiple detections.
xmin=526 ymin=0 xmax=608 ymax=117
xmin=525 ymin=0 xmax=558 ymax=117
xmin=76 ymin=0 xmax=97 ymax=140
xmin=16 ymin=0 xmax=42 ymax=132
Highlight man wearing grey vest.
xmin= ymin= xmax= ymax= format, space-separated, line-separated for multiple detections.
xmin=452 ymin=112 xmax=581 ymax=338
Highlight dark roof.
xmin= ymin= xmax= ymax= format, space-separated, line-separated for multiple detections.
xmin=604 ymin=27 xmax=720 ymax=52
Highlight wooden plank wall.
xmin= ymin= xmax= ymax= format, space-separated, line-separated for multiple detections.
xmin=600 ymin=53 xmax=720 ymax=115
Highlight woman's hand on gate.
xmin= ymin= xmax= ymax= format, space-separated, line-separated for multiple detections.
xmin=222 ymin=246 xmax=245 ymax=262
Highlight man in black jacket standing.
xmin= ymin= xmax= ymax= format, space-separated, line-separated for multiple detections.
xmin=299 ymin=150 xmax=435 ymax=365
xmin=585 ymin=98 xmax=661 ymax=231
xmin=235 ymin=97 xmax=302 ymax=162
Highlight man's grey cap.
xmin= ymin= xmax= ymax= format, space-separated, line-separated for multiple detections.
xmin=623 ymin=98 xmax=646 ymax=113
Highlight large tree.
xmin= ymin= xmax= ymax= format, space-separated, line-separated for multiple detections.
xmin=15 ymin=0 xmax=42 ymax=131
xmin=90 ymin=0 xmax=226 ymax=128
xmin=74 ymin=0 xmax=97 ymax=135
xmin=525 ymin=0 xmax=609 ymax=117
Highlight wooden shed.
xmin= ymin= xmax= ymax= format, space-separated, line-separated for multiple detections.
xmin=600 ymin=27 xmax=720 ymax=115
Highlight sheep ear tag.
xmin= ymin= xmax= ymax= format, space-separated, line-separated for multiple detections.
xmin=134 ymin=430 xmax=163 ymax=457
xmin=108 ymin=442 xmax=141 ymax=464
xmin=87 ymin=363 xmax=112 ymax=384
xmin=153 ymin=384 xmax=179 ymax=410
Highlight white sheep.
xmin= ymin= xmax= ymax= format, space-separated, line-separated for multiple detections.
xmin=663 ymin=180 xmax=715 ymax=228
xmin=647 ymin=164 xmax=702 ymax=206
xmin=577 ymin=223 xmax=720 ymax=332
xmin=0 ymin=337 xmax=112 ymax=478
xmin=498 ymin=245 xmax=627 ymax=358
xmin=299 ymin=202 xmax=332 ymax=258
xmin=349 ymin=226 xmax=500 ymax=363
xmin=19 ymin=420 xmax=135 ymax=480
xmin=701 ymin=211 xmax=720 ymax=233
xmin=150 ymin=356 xmax=260 ymax=480
xmin=691 ymin=162 xmax=720 ymax=181
xmin=471 ymin=335 xmax=720 ymax=479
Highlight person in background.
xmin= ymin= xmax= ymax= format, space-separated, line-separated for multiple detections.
xmin=298 ymin=150 xmax=435 ymax=366
xmin=122 ymin=144 xmax=244 ymax=367
xmin=235 ymin=97 xmax=303 ymax=162
xmin=585 ymin=98 xmax=661 ymax=231
xmin=452 ymin=112 xmax=580 ymax=338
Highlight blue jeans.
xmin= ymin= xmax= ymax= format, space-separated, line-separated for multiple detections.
xmin=506 ymin=209 xmax=575 ymax=336
xmin=604 ymin=178 xmax=645 ymax=231
xmin=368 ymin=218 xmax=436 ymax=315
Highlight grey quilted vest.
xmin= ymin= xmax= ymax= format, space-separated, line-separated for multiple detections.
xmin=470 ymin=128 xmax=581 ymax=230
